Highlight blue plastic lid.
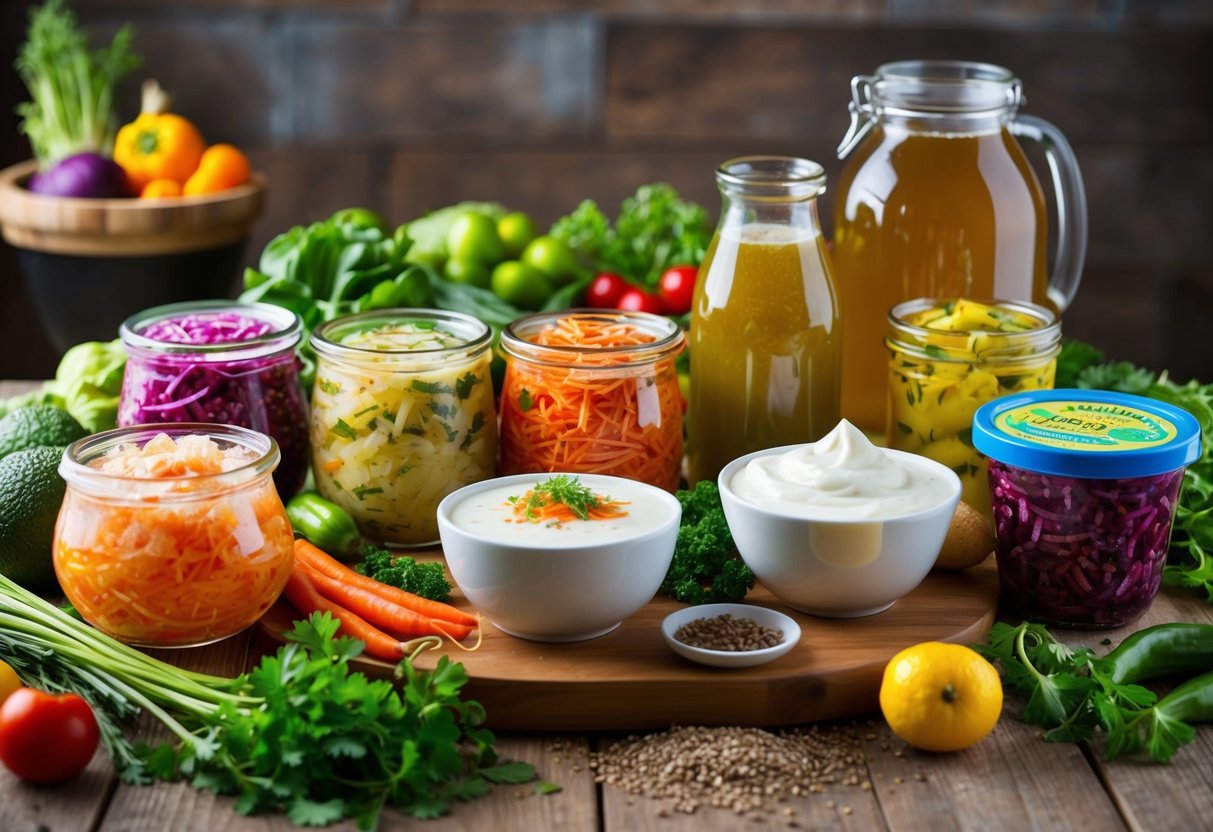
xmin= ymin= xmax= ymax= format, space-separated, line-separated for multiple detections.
xmin=972 ymin=389 xmax=1202 ymax=479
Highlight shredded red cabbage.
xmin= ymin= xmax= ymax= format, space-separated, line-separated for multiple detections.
xmin=119 ymin=313 xmax=308 ymax=497
xmin=140 ymin=313 xmax=275 ymax=345
xmin=988 ymin=459 xmax=1185 ymax=628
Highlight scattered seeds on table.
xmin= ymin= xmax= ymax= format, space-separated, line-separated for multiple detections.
xmin=591 ymin=724 xmax=868 ymax=816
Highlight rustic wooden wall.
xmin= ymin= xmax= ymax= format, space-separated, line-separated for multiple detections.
xmin=2 ymin=0 xmax=1210 ymax=381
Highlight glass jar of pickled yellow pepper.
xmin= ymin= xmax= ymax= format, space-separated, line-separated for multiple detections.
xmin=886 ymin=298 xmax=1060 ymax=518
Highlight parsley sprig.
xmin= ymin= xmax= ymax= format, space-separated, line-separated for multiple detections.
xmin=1055 ymin=339 xmax=1213 ymax=605
xmin=510 ymin=474 xmax=606 ymax=521
xmin=0 ymin=574 xmax=537 ymax=828
xmin=975 ymin=622 xmax=1202 ymax=762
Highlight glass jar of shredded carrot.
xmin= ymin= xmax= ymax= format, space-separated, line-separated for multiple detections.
xmin=53 ymin=424 xmax=294 ymax=647
xmin=499 ymin=310 xmax=686 ymax=492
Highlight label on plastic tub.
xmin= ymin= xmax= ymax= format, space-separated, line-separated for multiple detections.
xmin=994 ymin=400 xmax=1177 ymax=452
xmin=972 ymin=389 xmax=1202 ymax=480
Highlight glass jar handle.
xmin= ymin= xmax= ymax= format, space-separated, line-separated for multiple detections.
xmin=837 ymin=75 xmax=877 ymax=159
xmin=1008 ymin=115 xmax=1088 ymax=311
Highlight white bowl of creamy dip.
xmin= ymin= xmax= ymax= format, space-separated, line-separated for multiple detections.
xmin=437 ymin=473 xmax=681 ymax=642
xmin=718 ymin=420 xmax=961 ymax=618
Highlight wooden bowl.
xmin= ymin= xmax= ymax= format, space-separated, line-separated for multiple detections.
xmin=0 ymin=159 xmax=266 ymax=351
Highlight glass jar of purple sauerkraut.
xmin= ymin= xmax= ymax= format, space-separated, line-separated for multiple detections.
xmin=973 ymin=389 xmax=1201 ymax=629
xmin=119 ymin=301 xmax=308 ymax=498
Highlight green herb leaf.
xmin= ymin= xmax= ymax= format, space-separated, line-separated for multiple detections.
xmin=519 ymin=388 xmax=534 ymax=412
xmin=331 ymin=418 xmax=358 ymax=440
xmin=512 ymin=474 xmax=604 ymax=522
xmin=455 ymin=371 xmax=481 ymax=400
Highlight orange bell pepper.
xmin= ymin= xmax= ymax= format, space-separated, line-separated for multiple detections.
xmin=113 ymin=81 xmax=205 ymax=190
xmin=182 ymin=144 xmax=251 ymax=196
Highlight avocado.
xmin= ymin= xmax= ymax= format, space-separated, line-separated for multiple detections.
xmin=0 ymin=445 xmax=68 ymax=591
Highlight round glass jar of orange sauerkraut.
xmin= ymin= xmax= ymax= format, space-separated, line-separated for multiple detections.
xmin=53 ymin=423 xmax=294 ymax=647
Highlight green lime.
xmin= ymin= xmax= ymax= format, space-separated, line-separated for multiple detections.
xmin=447 ymin=212 xmax=505 ymax=265
xmin=329 ymin=207 xmax=389 ymax=232
xmin=444 ymin=256 xmax=492 ymax=289
xmin=497 ymin=211 xmax=539 ymax=259
xmin=521 ymin=235 xmax=579 ymax=286
xmin=0 ymin=405 xmax=86 ymax=460
xmin=0 ymin=445 xmax=68 ymax=591
xmin=491 ymin=261 xmax=551 ymax=310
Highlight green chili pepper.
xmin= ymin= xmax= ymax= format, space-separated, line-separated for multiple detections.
xmin=1101 ymin=623 xmax=1213 ymax=685
xmin=286 ymin=492 xmax=362 ymax=558
xmin=1157 ymin=669 xmax=1213 ymax=722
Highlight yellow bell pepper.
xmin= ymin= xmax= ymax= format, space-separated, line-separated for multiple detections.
xmin=113 ymin=80 xmax=205 ymax=191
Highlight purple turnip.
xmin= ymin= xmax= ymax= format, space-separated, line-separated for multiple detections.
xmin=26 ymin=152 xmax=131 ymax=199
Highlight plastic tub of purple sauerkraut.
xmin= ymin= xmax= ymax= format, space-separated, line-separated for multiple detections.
xmin=972 ymin=389 xmax=1201 ymax=629
xmin=117 ymin=301 xmax=309 ymax=499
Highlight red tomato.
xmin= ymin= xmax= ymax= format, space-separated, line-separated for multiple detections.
xmin=586 ymin=272 xmax=630 ymax=308
xmin=616 ymin=288 xmax=666 ymax=315
xmin=0 ymin=688 xmax=99 ymax=783
xmin=657 ymin=265 xmax=698 ymax=315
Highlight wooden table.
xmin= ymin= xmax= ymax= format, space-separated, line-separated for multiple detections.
xmin=2 ymin=380 xmax=1211 ymax=832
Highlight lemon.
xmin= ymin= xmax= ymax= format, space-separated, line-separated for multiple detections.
xmin=0 ymin=659 xmax=20 ymax=705
xmin=0 ymin=446 xmax=68 ymax=591
xmin=879 ymin=641 xmax=1003 ymax=752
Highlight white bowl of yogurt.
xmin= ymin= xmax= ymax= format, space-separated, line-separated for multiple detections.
xmin=437 ymin=473 xmax=681 ymax=642
xmin=718 ymin=420 xmax=961 ymax=618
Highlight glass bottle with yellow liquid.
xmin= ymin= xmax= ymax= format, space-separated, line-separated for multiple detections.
xmin=833 ymin=60 xmax=1087 ymax=432
xmin=687 ymin=156 xmax=840 ymax=485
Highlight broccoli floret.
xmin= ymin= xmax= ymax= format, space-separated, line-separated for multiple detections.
xmin=354 ymin=545 xmax=452 ymax=603
xmin=659 ymin=481 xmax=755 ymax=604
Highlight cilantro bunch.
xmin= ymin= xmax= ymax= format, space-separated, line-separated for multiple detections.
xmin=0 ymin=574 xmax=535 ymax=829
xmin=550 ymin=183 xmax=713 ymax=290
xmin=1056 ymin=340 xmax=1213 ymax=604
xmin=975 ymin=622 xmax=1204 ymax=762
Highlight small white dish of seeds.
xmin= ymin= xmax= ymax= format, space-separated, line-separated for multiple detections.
xmin=661 ymin=603 xmax=801 ymax=668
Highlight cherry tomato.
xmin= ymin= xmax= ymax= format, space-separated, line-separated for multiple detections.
xmin=586 ymin=272 xmax=630 ymax=309
xmin=657 ymin=265 xmax=699 ymax=315
xmin=0 ymin=688 xmax=99 ymax=783
xmin=616 ymin=288 xmax=666 ymax=315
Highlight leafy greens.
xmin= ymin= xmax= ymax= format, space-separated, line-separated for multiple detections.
xmin=15 ymin=0 xmax=141 ymax=165
xmin=1056 ymin=340 xmax=1213 ymax=604
xmin=976 ymin=622 xmax=1205 ymax=763
xmin=550 ymin=183 xmax=712 ymax=289
xmin=0 ymin=572 xmax=536 ymax=829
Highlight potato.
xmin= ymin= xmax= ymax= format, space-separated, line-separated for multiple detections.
xmin=934 ymin=500 xmax=996 ymax=570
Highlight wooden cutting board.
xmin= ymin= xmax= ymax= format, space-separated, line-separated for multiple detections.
xmin=256 ymin=555 xmax=999 ymax=730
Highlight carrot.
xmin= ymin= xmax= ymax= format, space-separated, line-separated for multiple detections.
xmin=292 ymin=538 xmax=477 ymax=628
xmin=297 ymin=559 xmax=474 ymax=641
xmin=508 ymin=485 xmax=629 ymax=526
xmin=281 ymin=568 xmax=406 ymax=662
xmin=54 ymin=436 xmax=295 ymax=646
xmin=499 ymin=315 xmax=684 ymax=491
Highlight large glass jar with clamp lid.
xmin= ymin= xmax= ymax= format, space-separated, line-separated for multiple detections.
xmin=833 ymin=60 xmax=1087 ymax=433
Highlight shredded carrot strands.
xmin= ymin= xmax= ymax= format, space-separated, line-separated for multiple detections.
xmin=508 ymin=492 xmax=629 ymax=526
xmin=500 ymin=316 xmax=684 ymax=491
xmin=54 ymin=439 xmax=294 ymax=646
